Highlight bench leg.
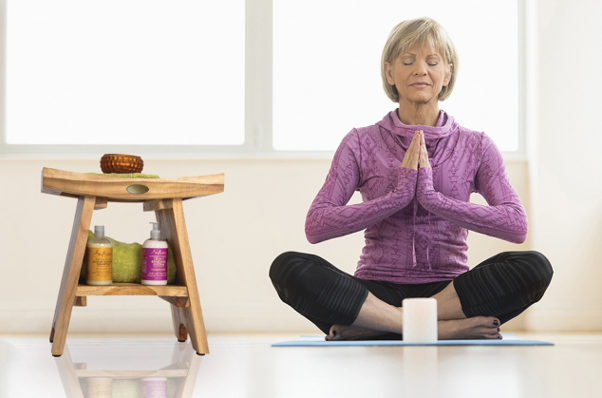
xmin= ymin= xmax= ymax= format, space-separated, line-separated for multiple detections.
xmin=156 ymin=199 xmax=209 ymax=355
xmin=50 ymin=195 xmax=96 ymax=356
xmin=171 ymin=305 xmax=189 ymax=342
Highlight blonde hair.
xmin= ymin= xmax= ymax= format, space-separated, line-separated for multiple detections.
xmin=381 ymin=17 xmax=458 ymax=102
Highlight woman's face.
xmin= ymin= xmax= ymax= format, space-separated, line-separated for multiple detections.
xmin=385 ymin=42 xmax=452 ymax=108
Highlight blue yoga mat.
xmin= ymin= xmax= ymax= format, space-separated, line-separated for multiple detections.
xmin=272 ymin=334 xmax=553 ymax=347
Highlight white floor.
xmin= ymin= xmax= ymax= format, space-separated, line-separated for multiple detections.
xmin=1 ymin=332 xmax=601 ymax=398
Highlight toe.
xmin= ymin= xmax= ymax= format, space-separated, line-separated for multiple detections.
xmin=484 ymin=327 xmax=501 ymax=338
xmin=325 ymin=325 xmax=339 ymax=341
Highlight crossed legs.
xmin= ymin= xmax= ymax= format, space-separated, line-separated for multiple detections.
xmin=270 ymin=251 xmax=553 ymax=341
xmin=326 ymin=284 xmax=501 ymax=341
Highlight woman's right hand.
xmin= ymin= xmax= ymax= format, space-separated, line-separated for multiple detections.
xmin=400 ymin=130 xmax=421 ymax=170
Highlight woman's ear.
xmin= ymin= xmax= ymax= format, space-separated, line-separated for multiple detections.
xmin=384 ymin=61 xmax=396 ymax=85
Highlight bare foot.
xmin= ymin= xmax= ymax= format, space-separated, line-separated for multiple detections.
xmin=325 ymin=324 xmax=385 ymax=341
xmin=438 ymin=316 xmax=502 ymax=340
xmin=326 ymin=316 xmax=501 ymax=341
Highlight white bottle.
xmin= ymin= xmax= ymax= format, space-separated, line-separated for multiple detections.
xmin=141 ymin=222 xmax=168 ymax=285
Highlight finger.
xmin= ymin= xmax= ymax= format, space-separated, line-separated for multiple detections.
xmin=400 ymin=131 xmax=421 ymax=169
xmin=418 ymin=130 xmax=431 ymax=168
xmin=409 ymin=131 xmax=422 ymax=155
xmin=408 ymin=131 xmax=420 ymax=151
xmin=420 ymin=130 xmax=427 ymax=148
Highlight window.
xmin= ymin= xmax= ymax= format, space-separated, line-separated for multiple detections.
xmin=3 ymin=0 xmax=245 ymax=150
xmin=1 ymin=0 xmax=522 ymax=154
xmin=273 ymin=0 xmax=520 ymax=152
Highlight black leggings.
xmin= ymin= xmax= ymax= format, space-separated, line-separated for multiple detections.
xmin=269 ymin=251 xmax=553 ymax=336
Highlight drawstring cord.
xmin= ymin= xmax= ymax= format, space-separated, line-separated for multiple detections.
xmin=412 ymin=200 xmax=418 ymax=267
xmin=412 ymin=199 xmax=433 ymax=271
xmin=426 ymin=211 xmax=432 ymax=270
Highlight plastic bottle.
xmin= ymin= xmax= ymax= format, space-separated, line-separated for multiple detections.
xmin=86 ymin=378 xmax=113 ymax=398
xmin=141 ymin=222 xmax=168 ymax=285
xmin=141 ymin=377 xmax=168 ymax=398
xmin=86 ymin=225 xmax=113 ymax=286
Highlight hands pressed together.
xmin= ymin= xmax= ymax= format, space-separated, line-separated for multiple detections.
xmin=400 ymin=130 xmax=430 ymax=170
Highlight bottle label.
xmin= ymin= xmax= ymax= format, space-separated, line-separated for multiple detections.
xmin=87 ymin=247 xmax=113 ymax=281
xmin=142 ymin=248 xmax=168 ymax=281
xmin=86 ymin=378 xmax=113 ymax=398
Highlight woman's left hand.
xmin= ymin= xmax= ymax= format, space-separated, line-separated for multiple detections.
xmin=419 ymin=130 xmax=431 ymax=168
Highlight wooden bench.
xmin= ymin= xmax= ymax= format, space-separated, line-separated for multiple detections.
xmin=42 ymin=168 xmax=224 ymax=356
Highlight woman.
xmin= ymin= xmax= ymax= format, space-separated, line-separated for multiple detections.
xmin=269 ymin=17 xmax=553 ymax=340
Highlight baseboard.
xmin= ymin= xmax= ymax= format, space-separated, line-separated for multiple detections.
xmin=525 ymin=304 xmax=602 ymax=332
xmin=5 ymin=302 xmax=598 ymax=334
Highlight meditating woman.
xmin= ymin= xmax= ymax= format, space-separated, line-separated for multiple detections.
xmin=269 ymin=17 xmax=553 ymax=340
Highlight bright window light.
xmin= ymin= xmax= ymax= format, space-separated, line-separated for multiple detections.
xmin=5 ymin=0 xmax=245 ymax=145
xmin=273 ymin=0 xmax=519 ymax=152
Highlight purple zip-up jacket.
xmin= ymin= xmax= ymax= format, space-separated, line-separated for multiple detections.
xmin=305 ymin=110 xmax=527 ymax=284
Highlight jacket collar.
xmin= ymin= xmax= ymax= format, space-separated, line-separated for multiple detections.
xmin=379 ymin=109 xmax=456 ymax=143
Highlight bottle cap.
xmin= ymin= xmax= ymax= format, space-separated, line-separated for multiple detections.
xmin=94 ymin=225 xmax=105 ymax=238
xmin=150 ymin=222 xmax=162 ymax=240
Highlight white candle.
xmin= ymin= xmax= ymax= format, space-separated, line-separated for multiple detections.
xmin=402 ymin=298 xmax=438 ymax=343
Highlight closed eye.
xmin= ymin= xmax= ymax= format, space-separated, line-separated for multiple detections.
xmin=426 ymin=57 xmax=440 ymax=66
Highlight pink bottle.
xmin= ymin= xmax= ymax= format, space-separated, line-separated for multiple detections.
xmin=141 ymin=222 xmax=168 ymax=285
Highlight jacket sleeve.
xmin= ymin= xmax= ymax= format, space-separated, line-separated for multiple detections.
xmin=416 ymin=137 xmax=528 ymax=243
xmin=305 ymin=130 xmax=418 ymax=244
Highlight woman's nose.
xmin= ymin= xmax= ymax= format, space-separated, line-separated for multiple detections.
xmin=413 ymin=60 xmax=428 ymax=75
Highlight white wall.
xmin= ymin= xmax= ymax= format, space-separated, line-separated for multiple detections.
xmin=2 ymin=0 xmax=601 ymax=335
xmin=525 ymin=0 xmax=602 ymax=332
